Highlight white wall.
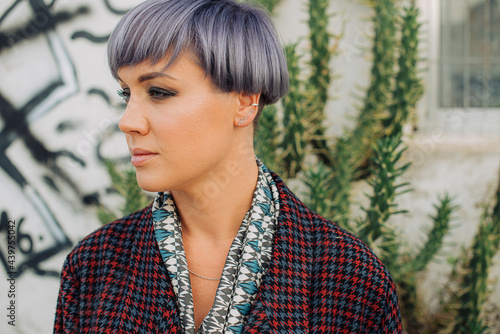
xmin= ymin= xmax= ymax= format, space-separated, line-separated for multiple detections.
xmin=0 ymin=0 xmax=498 ymax=333
xmin=0 ymin=1 xmax=136 ymax=332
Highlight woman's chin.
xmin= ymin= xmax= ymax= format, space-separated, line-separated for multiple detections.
xmin=135 ymin=175 xmax=165 ymax=193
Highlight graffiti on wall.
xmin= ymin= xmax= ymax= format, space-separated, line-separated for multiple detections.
xmin=0 ymin=0 xmax=130 ymax=278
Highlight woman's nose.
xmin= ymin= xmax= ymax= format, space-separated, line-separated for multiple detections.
xmin=118 ymin=99 xmax=150 ymax=135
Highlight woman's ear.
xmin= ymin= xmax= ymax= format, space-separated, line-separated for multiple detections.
xmin=234 ymin=92 xmax=261 ymax=127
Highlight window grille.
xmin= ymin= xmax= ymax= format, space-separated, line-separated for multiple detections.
xmin=440 ymin=0 xmax=500 ymax=108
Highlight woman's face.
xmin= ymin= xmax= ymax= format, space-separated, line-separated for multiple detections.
xmin=117 ymin=54 xmax=244 ymax=193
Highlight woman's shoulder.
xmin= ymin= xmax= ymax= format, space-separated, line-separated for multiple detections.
xmin=83 ymin=204 xmax=151 ymax=243
xmin=309 ymin=212 xmax=397 ymax=291
xmin=273 ymin=172 xmax=390 ymax=276
xmin=271 ymin=171 xmax=383 ymax=262
xmin=312 ymin=213 xmax=385 ymax=265
xmin=65 ymin=204 xmax=153 ymax=265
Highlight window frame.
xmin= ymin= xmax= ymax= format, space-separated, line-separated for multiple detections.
xmin=417 ymin=0 xmax=500 ymax=135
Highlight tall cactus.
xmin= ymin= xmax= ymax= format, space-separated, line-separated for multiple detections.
xmin=303 ymin=160 xmax=336 ymax=220
xmin=346 ymin=0 xmax=398 ymax=178
xmin=399 ymin=195 xmax=457 ymax=333
xmin=259 ymin=0 xmax=340 ymax=178
xmin=302 ymin=139 xmax=352 ymax=231
xmin=490 ymin=169 xmax=500 ymax=245
xmin=279 ymin=44 xmax=310 ymax=178
xmin=306 ymin=0 xmax=337 ymax=166
xmin=328 ymin=137 xmax=354 ymax=230
xmin=357 ymin=134 xmax=411 ymax=246
xmin=411 ymin=196 xmax=456 ymax=272
xmin=254 ymin=104 xmax=282 ymax=174
xmin=256 ymin=0 xmax=282 ymax=13
xmin=450 ymin=217 xmax=496 ymax=333
xmin=449 ymin=172 xmax=500 ymax=334
xmin=383 ymin=3 xmax=424 ymax=138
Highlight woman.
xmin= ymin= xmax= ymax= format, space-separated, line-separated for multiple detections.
xmin=54 ymin=0 xmax=402 ymax=333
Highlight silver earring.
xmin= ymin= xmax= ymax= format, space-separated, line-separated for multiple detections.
xmin=238 ymin=104 xmax=259 ymax=126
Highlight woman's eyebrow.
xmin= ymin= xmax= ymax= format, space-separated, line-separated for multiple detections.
xmin=138 ymin=72 xmax=177 ymax=82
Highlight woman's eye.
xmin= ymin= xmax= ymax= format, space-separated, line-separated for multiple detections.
xmin=117 ymin=89 xmax=130 ymax=103
xmin=149 ymin=87 xmax=176 ymax=100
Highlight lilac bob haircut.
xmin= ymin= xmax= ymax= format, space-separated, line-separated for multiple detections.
xmin=107 ymin=0 xmax=289 ymax=125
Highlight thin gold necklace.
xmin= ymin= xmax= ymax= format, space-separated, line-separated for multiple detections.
xmin=188 ymin=268 xmax=220 ymax=281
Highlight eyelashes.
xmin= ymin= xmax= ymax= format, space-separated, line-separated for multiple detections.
xmin=117 ymin=89 xmax=130 ymax=102
xmin=117 ymin=87 xmax=176 ymax=103
xmin=149 ymin=87 xmax=176 ymax=100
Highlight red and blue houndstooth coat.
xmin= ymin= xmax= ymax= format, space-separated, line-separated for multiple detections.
xmin=54 ymin=172 xmax=402 ymax=333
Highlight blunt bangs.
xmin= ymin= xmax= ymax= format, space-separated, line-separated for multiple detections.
xmin=107 ymin=0 xmax=289 ymax=106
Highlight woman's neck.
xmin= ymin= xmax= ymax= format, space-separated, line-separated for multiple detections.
xmin=171 ymin=147 xmax=259 ymax=244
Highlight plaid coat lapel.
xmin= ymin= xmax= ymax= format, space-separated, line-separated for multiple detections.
xmin=54 ymin=205 xmax=184 ymax=333
xmin=244 ymin=172 xmax=313 ymax=333
xmin=121 ymin=206 xmax=182 ymax=333
xmin=242 ymin=173 xmax=403 ymax=334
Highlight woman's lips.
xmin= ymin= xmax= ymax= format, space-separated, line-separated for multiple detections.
xmin=130 ymin=149 xmax=158 ymax=167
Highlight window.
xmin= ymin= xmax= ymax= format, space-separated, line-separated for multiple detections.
xmin=419 ymin=0 xmax=500 ymax=134
xmin=440 ymin=0 xmax=500 ymax=108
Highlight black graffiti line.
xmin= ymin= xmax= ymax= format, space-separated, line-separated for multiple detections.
xmin=29 ymin=30 xmax=79 ymax=122
xmin=0 ymin=89 xmax=85 ymax=171
xmin=0 ymin=152 xmax=70 ymax=243
xmin=86 ymin=88 xmax=129 ymax=163
xmin=0 ymin=17 xmax=85 ymax=196
xmin=0 ymin=0 xmax=22 ymax=25
xmin=0 ymin=3 xmax=80 ymax=124
xmin=0 ymin=0 xmax=133 ymax=278
xmin=0 ymin=149 xmax=28 ymax=188
xmin=46 ymin=0 xmax=58 ymax=9
xmin=0 ymin=151 xmax=72 ymax=277
xmin=56 ymin=120 xmax=79 ymax=133
xmin=0 ymin=137 xmax=74 ymax=276
xmin=0 ymin=0 xmax=81 ymax=277
xmin=17 ymin=242 xmax=70 ymax=277
xmin=0 ymin=153 xmax=68 ymax=244
xmin=0 ymin=7 xmax=90 ymax=54
xmin=71 ymin=30 xmax=110 ymax=43
xmin=103 ymin=0 xmax=131 ymax=15
xmin=88 ymin=88 xmax=113 ymax=106
xmin=0 ymin=210 xmax=68 ymax=278
xmin=87 ymin=87 xmax=126 ymax=109
xmin=96 ymin=123 xmax=130 ymax=164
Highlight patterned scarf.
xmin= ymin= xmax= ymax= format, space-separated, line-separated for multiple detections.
xmin=152 ymin=159 xmax=279 ymax=333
